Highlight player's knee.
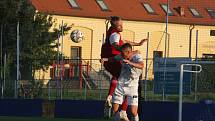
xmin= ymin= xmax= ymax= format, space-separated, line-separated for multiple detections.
xmin=112 ymin=108 xmax=118 ymax=114
xmin=131 ymin=111 xmax=138 ymax=117
xmin=112 ymin=104 xmax=119 ymax=113
xmin=131 ymin=107 xmax=138 ymax=116
xmin=111 ymin=78 xmax=118 ymax=85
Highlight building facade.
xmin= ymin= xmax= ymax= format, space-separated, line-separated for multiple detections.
xmin=32 ymin=0 xmax=215 ymax=81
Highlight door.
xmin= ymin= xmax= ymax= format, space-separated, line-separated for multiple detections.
xmin=71 ymin=47 xmax=81 ymax=77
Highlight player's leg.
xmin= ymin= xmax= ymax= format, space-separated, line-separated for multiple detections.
xmin=113 ymin=104 xmax=130 ymax=121
xmin=106 ymin=77 xmax=118 ymax=107
xmin=108 ymin=61 xmax=130 ymax=120
xmin=112 ymin=103 xmax=121 ymax=121
xmin=127 ymin=96 xmax=139 ymax=121
xmin=120 ymin=96 xmax=129 ymax=121
xmin=112 ymin=85 xmax=124 ymax=121
xmin=131 ymin=105 xmax=139 ymax=121
xmin=127 ymin=86 xmax=139 ymax=121
xmin=104 ymin=61 xmax=121 ymax=107
xmin=107 ymin=61 xmax=121 ymax=96
xmin=112 ymin=103 xmax=120 ymax=114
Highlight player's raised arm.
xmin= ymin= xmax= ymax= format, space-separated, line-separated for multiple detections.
xmin=123 ymin=59 xmax=144 ymax=69
xmin=124 ymin=38 xmax=147 ymax=46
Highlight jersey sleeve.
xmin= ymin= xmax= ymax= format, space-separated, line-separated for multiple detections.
xmin=109 ymin=32 xmax=120 ymax=45
xmin=133 ymin=54 xmax=143 ymax=63
xmin=114 ymin=54 xmax=123 ymax=61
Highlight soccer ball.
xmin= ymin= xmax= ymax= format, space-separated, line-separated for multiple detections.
xmin=70 ymin=30 xmax=84 ymax=43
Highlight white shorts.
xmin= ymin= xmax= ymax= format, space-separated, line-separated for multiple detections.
xmin=112 ymin=84 xmax=138 ymax=106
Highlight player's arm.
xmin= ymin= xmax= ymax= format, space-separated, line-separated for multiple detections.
xmin=100 ymin=58 xmax=108 ymax=63
xmin=110 ymin=32 xmax=122 ymax=51
xmin=123 ymin=60 xmax=144 ymax=69
xmin=112 ymin=43 xmax=141 ymax=54
xmin=100 ymin=55 xmax=122 ymax=63
xmin=112 ymin=42 xmax=122 ymax=51
xmin=124 ymin=39 xmax=147 ymax=46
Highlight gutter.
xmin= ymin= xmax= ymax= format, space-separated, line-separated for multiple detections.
xmin=189 ymin=25 xmax=195 ymax=58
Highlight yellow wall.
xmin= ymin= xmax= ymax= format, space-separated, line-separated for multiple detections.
xmin=35 ymin=15 xmax=215 ymax=81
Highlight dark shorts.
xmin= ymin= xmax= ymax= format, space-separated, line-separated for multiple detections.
xmin=104 ymin=61 xmax=122 ymax=78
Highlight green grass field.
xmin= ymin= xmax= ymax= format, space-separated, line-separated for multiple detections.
xmin=0 ymin=117 xmax=111 ymax=121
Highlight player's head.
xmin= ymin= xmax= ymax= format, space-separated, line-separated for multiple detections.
xmin=110 ymin=16 xmax=123 ymax=32
xmin=121 ymin=43 xmax=132 ymax=59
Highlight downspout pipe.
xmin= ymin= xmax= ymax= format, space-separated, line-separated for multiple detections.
xmin=189 ymin=25 xmax=195 ymax=58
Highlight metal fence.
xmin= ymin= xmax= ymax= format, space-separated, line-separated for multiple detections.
xmin=0 ymin=59 xmax=110 ymax=100
xmin=1 ymin=28 xmax=215 ymax=103
xmin=142 ymin=59 xmax=215 ymax=103
xmin=0 ymin=1 xmax=215 ymax=105
xmin=0 ymin=57 xmax=215 ymax=104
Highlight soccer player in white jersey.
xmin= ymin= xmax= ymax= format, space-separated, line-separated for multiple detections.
xmin=101 ymin=43 xmax=143 ymax=121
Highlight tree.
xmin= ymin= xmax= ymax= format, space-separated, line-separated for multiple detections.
xmin=0 ymin=0 xmax=71 ymax=97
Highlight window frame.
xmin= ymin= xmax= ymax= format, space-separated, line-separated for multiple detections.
xmin=95 ymin=0 xmax=110 ymax=11
xmin=210 ymin=30 xmax=215 ymax=36
xmin=189 ymin=7 xmax=202 ymax=18
xmin=142 ymin=3 xmax=157 ymax=14
xmin=67 ymin=0 xmax=80 ymax=9
xmin=207 ymin=8 xmax=215 ymax=18
xmin=160 ymin=4 xmax=174 ymax=16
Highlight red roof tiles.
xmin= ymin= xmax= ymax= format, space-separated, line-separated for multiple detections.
xmin=31 ymin=0 xmax=215 ymax=26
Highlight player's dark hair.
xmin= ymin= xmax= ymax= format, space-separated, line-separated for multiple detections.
xmin=121 ymin=43 xmax=132 ymax=50
xmin=105 ymin=16 xmax=121 ymax=33
xmin=110 ymin=16 xmax=121 ymax=27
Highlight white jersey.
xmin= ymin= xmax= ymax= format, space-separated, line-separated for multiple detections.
xmin=118 ymin=54 xmax=143 ymax=87
xmin=109 ymin=32 xmax=120 ymax=44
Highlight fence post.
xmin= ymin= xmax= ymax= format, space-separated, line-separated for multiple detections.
xmin=84 ymin=61 xmax=90 ymax=100
xmin=194 ymin=30 xmax=199 ymax=101
xmin=15 ymin=21 xmax=20 ymax=98
xmin=144 ymin=32 xmax=150 ymax=101
xmin=69 ymin=63 xmax=74 ymax=79
xmin=60 ymin=60 xmax=64 ymax=100
xmin=60 ymin=20 xmax=64 ymax=100
xmin=1 ymin=54 xmax=6 ymax=99
xmin=100 ymin=34 xmax=105 ymax=100
xmin=0 ymin=24 xmax=3 ymax=99
xmin=99 ymin=63 xmax=102 ymax=100
xmin=79 ymin=61 xmax=83 ymax=89
xmin=162 ymin=0 xmax=171 ymax=101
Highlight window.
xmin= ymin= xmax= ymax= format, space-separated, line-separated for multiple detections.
xmin=96 ymin=0 xmax=109 ymax=11
xmin=71 ymin=47 xmax=81 ymax=77
xmin=207 ymin=9 xmax=215 ymax=18
xmin=71 ymin=47 xmax=81 ymax=60
xmin=189 ymin=8 xmax=201 ymax=17
xmin=153 ymin=51 xmax=163 ymax=58
xmin=210 ymin=30 xmax=215 ymax=36
xmin=68 ymin=0 xmax=79 ymax=8
xmin=161 ymin=4 xmax=174 ymax=15
xmin=203 ymin=54 xmax=215 ymax=59
xmin=142 ymin=3 xmax=155 ymax=14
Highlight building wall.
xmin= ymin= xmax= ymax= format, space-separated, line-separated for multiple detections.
xmin=35 ymin=15 xmax=215 ymax=80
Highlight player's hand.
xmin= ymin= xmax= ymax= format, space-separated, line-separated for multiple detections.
xmin=100 ymin=58 xmax=108 ymax=63
xmin=139 ymin=39 xmax=147 ymax=46
xmin=123 ymin=59 xmax=132 ymax=65
xmin=133 ymin=50 xmax=141 ymax=54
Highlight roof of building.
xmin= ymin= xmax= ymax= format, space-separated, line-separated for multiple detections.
xmin=31 ymin=0 xmax=215 ymax=26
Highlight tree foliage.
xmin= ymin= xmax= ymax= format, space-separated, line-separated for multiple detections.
xmin=0 ymin=0 xmax=71 ymax=80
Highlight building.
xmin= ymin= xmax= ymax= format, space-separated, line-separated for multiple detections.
xmin=31 ymin=0 xmax=215 ymax=82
